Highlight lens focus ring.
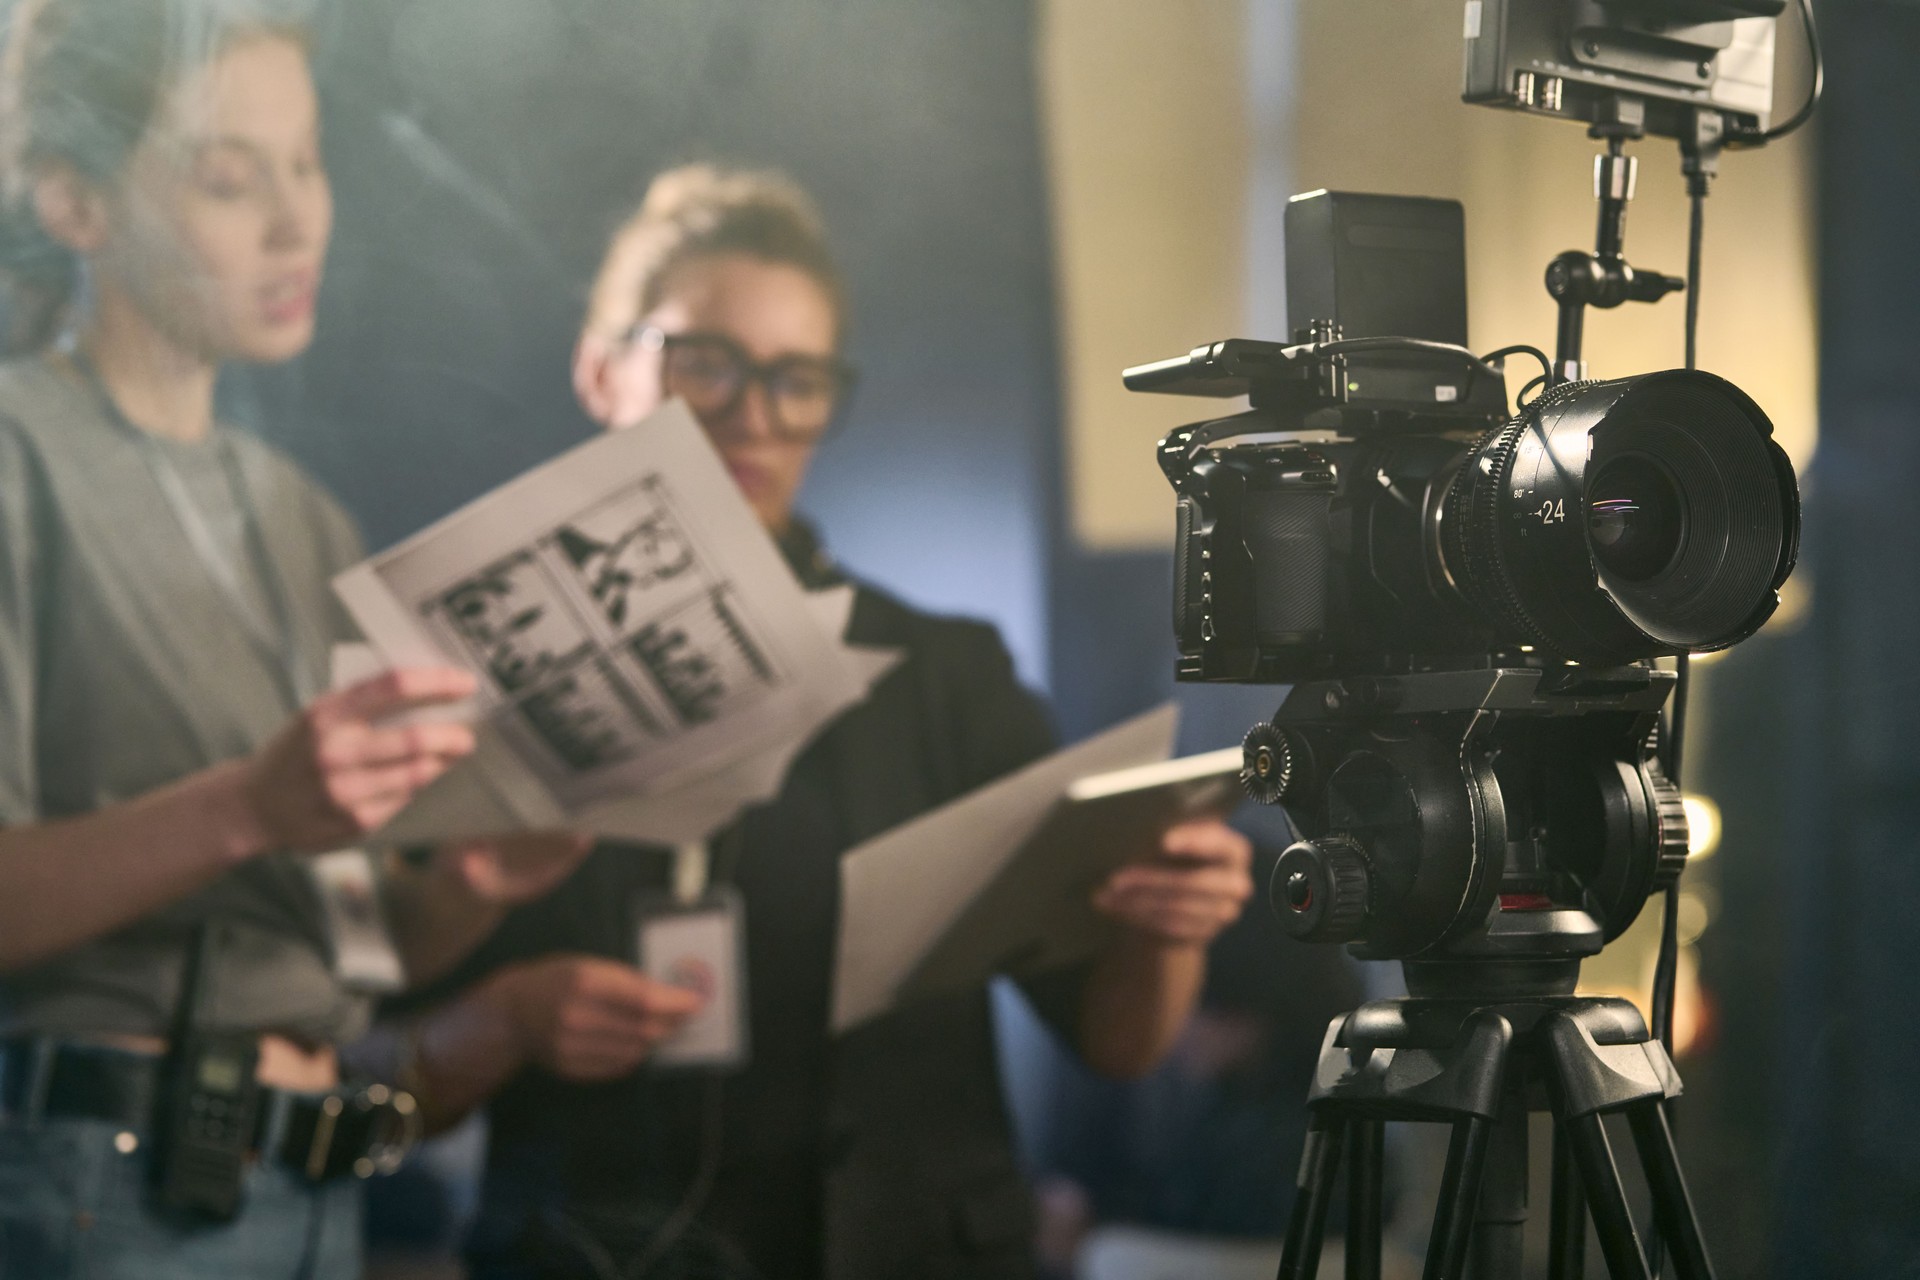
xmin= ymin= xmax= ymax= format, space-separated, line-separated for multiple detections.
xmin=1446 ymin=417 xmax=1554 ymax=652
xmin=1439 ymin=371 xmax=1797 ymax=664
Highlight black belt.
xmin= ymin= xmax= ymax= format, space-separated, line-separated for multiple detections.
xmin=0 ymin=1039 xmax=420 ymax=1181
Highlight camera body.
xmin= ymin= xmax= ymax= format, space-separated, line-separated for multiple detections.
xmin=1138 ymin=190 xmax=1797 ymax=686
xmin=1147 ymin=192 xmax=1508 ymax=683
xmin=1162 ymin=400 xmax=1498 ymax=683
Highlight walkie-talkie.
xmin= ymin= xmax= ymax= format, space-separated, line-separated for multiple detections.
xmin=152 ymin=922 xmax=262 ymax=1220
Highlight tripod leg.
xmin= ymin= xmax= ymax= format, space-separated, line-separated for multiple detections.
xmin=1346 ymin=1118 xmax=1384 ymax=1280
xmin=1278 ymin=1109 xmax=1348 ymax=1280
xmin=1559 ymin=1111 xmax=1652 ymax=1280
xmin=1550 ymin=1119 xmax=1587 ymax=1280
xmin=1421 ymin=1116 xmax=1492 ymax=1280
xmin=1469 ymin=1102 xmax=1528 ymax=1280
xmin=1626 ymin=1102 xmax=1716 ymax=1280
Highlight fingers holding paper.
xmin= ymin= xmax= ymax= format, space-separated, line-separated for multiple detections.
xmin=241 ymin=667 xmax=479 ymax=853
xmin=494 ymin=955 xmax=706 ymax=1082
xmin=1092 ymin=818 xmax=1254 ymax=947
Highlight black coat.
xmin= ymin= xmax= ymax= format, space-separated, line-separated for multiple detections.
xmin=444 ymin=576 xmax=1075 ymax=1280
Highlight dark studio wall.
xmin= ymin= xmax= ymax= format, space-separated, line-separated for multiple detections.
xmin=1766 ymin=0 xmax=1920 ymax=1272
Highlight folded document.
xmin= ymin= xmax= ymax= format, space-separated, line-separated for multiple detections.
xmin=832 ymin=705 xmax=1246 ymax=1033
xmin=332 ymin=400 xmax=900 ymax=846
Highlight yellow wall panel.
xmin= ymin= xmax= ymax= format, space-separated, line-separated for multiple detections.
xmin=1045 ymin=0 xmax=1817 ymax=551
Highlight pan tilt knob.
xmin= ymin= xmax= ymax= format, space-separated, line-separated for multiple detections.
xmin=1240 ymin=722 xmax=1297 ymax=806
xmin=1648 ymin=766 xmax=1691 ymax=891
xmin=1272 ymin=836 xmax=1371 ymax=943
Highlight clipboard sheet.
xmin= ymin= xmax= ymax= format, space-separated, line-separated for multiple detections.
xmin=832 ymin=704 xmax=1184 ymax=1033
xmin=896 ymin=748 xmax=1244 ymax=1006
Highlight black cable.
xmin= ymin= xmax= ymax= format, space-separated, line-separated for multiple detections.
xmin=1754 ymin=0 xmax=1823 ymax=144
xmin=1648 ymin=161 xmax=1710 ymax=1062
xmin=1478 ymin=344 xmax=1556 ymax=414
xmin=1647 ymin=135 xmax=1712 ymax=1073
xmin=1646 ymin=649 xmax=1690 ymax=1280
xmin=1651 ymin=652 xmax=1690 ymax=1050
xmin=1478 ymin=343 xmax=1556 ymax=391
xmin=1641 ymin=130 xmax=1717 ymax=1279
xmin=1685 ymin=191 xmax=1705 ymax=373
xmin=624 ymin=1075 xmax=727 ymax=1280
xmin=554 ymin=1074 xmax=728 ymax=1280
xmin=1653 ymin=883 xmax=1681 ymax=1032
xmin=1669 ymin=655 xmax=1692 ymax=784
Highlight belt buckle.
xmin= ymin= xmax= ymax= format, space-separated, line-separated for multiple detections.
xmin=303 ymin=1083 xmax=422 ymax=1181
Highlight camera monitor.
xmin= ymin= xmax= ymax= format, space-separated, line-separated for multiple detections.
xmin=1463 ymin=0 xmax=1783 ymax=140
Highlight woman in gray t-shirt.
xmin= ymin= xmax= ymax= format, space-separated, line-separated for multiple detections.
xmin=0 ymin=3 xmax=586 ymax=1276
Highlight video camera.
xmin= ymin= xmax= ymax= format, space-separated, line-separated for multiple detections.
xmin=1132 ymin=190 xmax=1798 ymax=691
xmin=1122 ymin=2 xmax=1805 ymax=968
xmin=1122 ymin=5 xmax=1815 ymax=1273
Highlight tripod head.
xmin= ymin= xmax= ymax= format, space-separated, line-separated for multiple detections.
xmin=1244 ymin=665 xmax=1689 ymax=996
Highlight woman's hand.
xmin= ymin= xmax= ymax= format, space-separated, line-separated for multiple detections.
xmin=487 ymin=955 xmax=705 ymax=1082
xmin=1077 ymin=819 xmax=1255 ymax=1078
xmin=237 ymin=668 xmax=478 ymax=857
xmin=382 ymin=830 xmax=594 ymax=989
xmin=436 ymin=832 xmax=596 ymax=906
xmin=1093 ymin=818 xmax=1255 ymax=948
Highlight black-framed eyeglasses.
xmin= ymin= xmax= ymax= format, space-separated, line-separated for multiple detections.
xmin=628 ymin=326 xmax=857 ymax=443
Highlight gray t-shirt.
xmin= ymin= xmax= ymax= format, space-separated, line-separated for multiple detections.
xmin=0 ymin=355 xmax=374 ymax=1046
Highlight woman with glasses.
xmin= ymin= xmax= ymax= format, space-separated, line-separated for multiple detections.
xmin=391 ymin=164 xmax=1255 ymax=1280
xmin=571 ymin=166 xmax=859 ymax=533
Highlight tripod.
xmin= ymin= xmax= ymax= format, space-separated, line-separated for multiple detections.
xmin=1273 ymin=962 xmax=1713 ymax=1280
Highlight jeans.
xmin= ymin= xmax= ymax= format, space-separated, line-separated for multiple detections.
xmin=0 ymin=1117 xmax=362 ymax=1280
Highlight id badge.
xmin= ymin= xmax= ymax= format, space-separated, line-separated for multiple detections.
xmin=634 ymin=887 xmax=749 ymax=1069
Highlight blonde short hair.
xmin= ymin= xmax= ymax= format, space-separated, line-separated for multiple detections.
xmin=581 ymin=162 xmax=845 ymax=344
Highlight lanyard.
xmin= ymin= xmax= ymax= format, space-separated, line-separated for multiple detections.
xmin=67 ymin=352 xmax=314 ymax=709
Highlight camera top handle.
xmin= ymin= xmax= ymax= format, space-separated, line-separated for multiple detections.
xmin=1125 ymin=330 xmax=1528 ymax=430
xmin=1124 ymin=332 xmax=1514 ymax=401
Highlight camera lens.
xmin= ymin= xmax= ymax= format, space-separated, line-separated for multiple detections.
xmin=1443 ymin=370 xmax=1799 ymax=664
xmin=1587 ymin=454 xmax=1685 ymax=582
